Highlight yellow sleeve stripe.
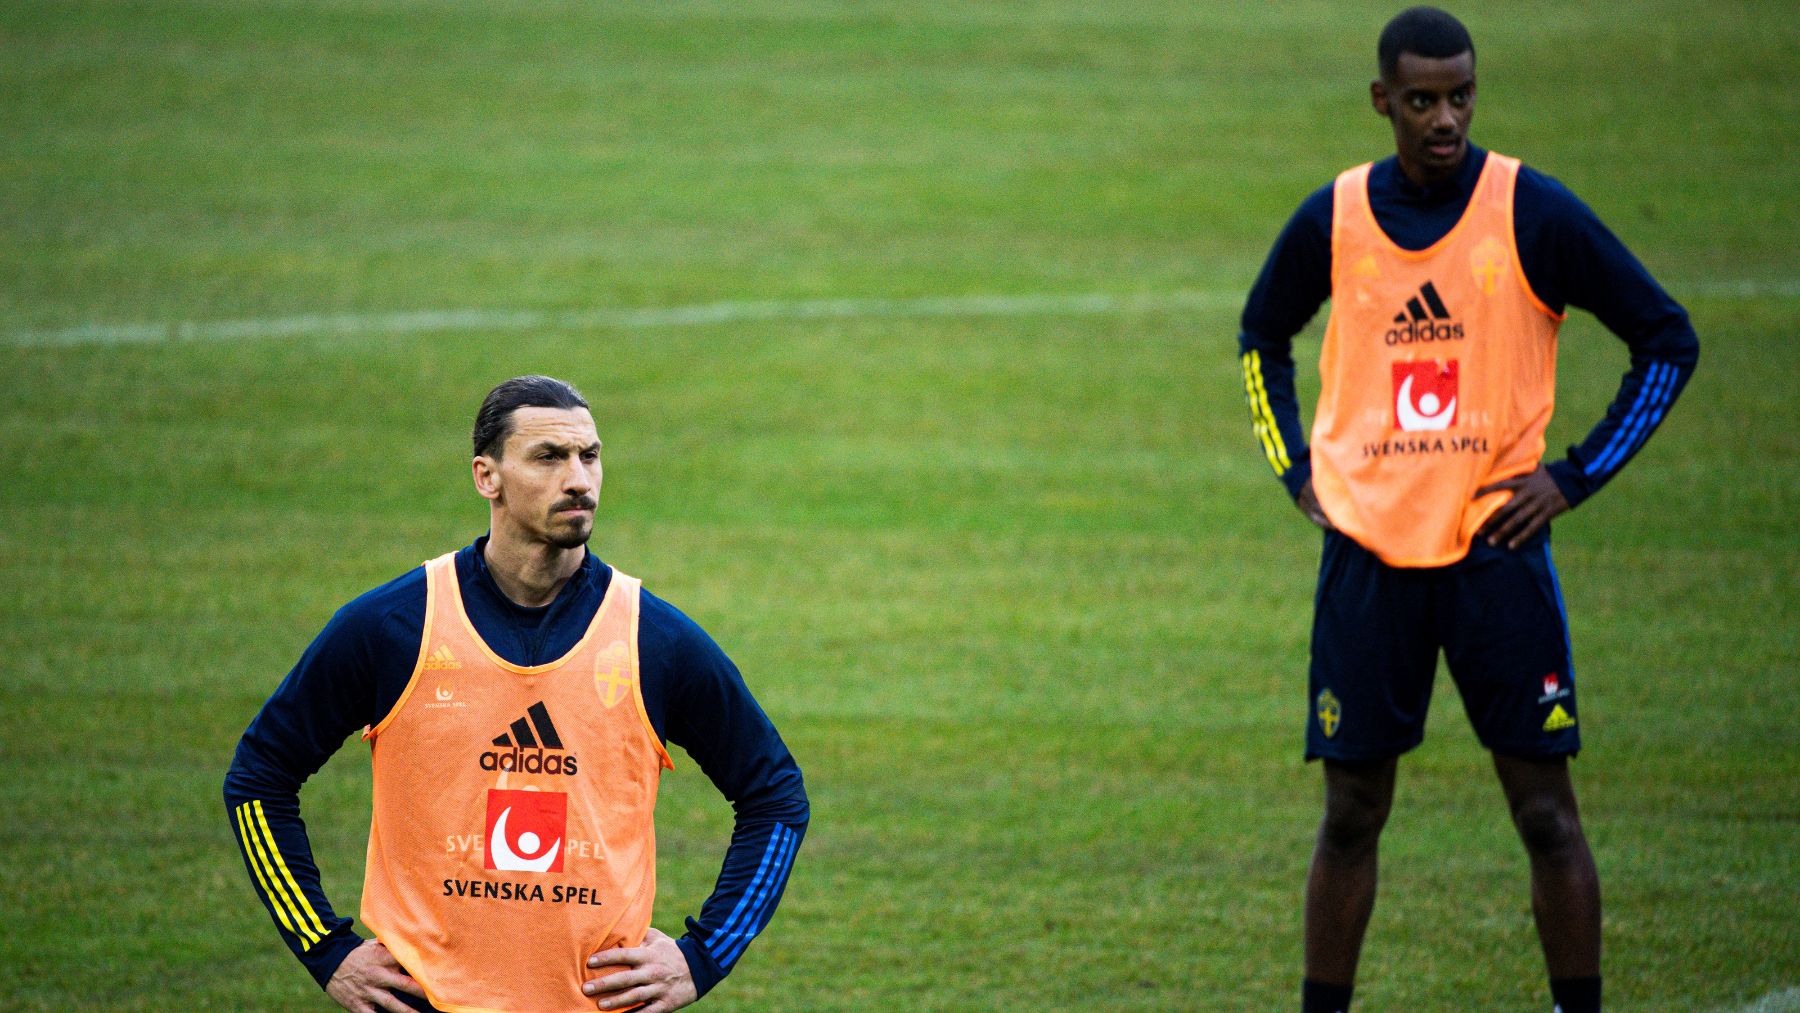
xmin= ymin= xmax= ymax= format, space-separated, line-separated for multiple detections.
xmin=234 ymin=803 xmax=323 ymax=949
xmin=1249 ymin=350 xmax=1293 ymax=472
xmin=234 ymin=804 xmax=313 ymax=946
xmin=1241 ymin=351 xmax=1281 ymax=470
xmin=1241 ymin=350 xmax=1293 ymax=474
xmin=252 ymin=800 xmax=331 ymax=941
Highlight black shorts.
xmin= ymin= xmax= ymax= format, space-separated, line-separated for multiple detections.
xmin=1306 ymin=528 xmax=1581 ymax=762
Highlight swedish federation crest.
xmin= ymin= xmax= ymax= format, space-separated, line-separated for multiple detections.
xmin=1316 ymin=688 xmax=1342 ymax=739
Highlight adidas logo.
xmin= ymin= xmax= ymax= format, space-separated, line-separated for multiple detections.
xmin=422 ymin=645 xmax=462 ymax=671
xmin=480 ymin=701 xmax=579 ymax=775
xmin=1384 ymin=280 xmax=1464 ymax=345
xmin=1543 ymin=704 xmax=1577 ymax=733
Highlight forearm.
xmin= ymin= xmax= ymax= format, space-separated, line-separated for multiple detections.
xmin=1239 ymin=333 xmax=1312 ymax=498
xmin=223 ymin=774 xmax=362 ymax=987
xmin=222 ymin=616 xmax=384 ymax=990
xmin=676 ymin=801 xmax=809 ymax=998
xmin=1547 ymin=339 xmax=1698 ymax=508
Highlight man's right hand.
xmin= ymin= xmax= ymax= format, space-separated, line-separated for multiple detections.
xmin=325 ymin=939 xmax=428 ymax=1013
xmin=1296 ymin=478 xmax=1334 ymax=530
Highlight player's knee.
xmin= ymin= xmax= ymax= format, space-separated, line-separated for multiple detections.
xmin=1318 ymin=796 xmax=1387 ymax=855
xmin=1512 ymin=794 xmax=1582 ymax=858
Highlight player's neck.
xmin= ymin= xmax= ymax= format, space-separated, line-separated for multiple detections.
xmin=482 ymin=529 xmax=586 ymax=608
xmin=1395 ymin=143 xmax=1479 ymax=191
xmin=1396 ymin=155 xmax=1462 ymax=189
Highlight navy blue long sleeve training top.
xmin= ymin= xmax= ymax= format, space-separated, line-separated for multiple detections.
xmin=1238 ymin=145 xmax=1699 ymax=528
xmin=224 ymin=536 xmax=808 ymax=1006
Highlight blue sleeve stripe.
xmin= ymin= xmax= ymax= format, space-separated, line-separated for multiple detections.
xmin=704 ymin=825 xmax=787 ymax=952
xmin=1597 ymin=360 xmax=1681 ymax=476
xmin=705 ymin=824 xmax=798 ymax=963
xmin=717 ymin=869 xmax=791 ymax=970
xmin=1620 ymin=361 xmax=1681 ymax=470
xmin=704 ymin=826 xmax=795 ymax=969
xmin=713 ymin=827 xmax=799 ymax=970
xmin=1586 ymin=361 xmax=1679 ymax=477
xmin=1584 ymin=362 xmax=1664 ymax=476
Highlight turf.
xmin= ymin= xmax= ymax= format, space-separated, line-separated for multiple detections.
xmin=1 ymin=1 xmax=1795 ymax=1009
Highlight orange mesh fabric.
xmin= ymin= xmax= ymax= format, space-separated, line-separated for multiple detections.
xmin=1311 ymin=153 xmax=1565 ymax=567
xmin=361 ymin=553 xmax=672 ymax=1012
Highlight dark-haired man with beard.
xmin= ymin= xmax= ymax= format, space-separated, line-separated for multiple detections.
xmin=226 ymin=376 xmax=808 ymax=1012
xmin=1235 ymin=8 xmax=1698 ymax=1012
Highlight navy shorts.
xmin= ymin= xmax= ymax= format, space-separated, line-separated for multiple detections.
xmin=1307 ymin=529 xmax=1581 ymax=761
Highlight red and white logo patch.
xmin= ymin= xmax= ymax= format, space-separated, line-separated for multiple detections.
xmin=1392 ymin=360 xmax=1459 ymax=431
xmin=484 ymin=788 xmax=566 ymax=873
xmin=1537 ymin=672 xmax=1571 ymax=705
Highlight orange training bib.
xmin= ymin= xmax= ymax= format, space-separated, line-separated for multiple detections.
xmin=360 ymin=553 xmax=673 ymax=1012
xmin=1310 ymin=153 xmax=1565 ymax=566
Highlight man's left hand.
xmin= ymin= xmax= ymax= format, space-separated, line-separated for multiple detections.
xmin=583 ymin=926 xmax=698 ymax=1012
xmin=1474 ymin=465 xmax=1570 ymax=550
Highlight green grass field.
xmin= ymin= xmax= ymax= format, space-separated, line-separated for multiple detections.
xmin=2 ymin=1 xmax=1796 ymax=1009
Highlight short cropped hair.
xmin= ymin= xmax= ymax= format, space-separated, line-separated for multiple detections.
xmin=1378 ymin=6 xmax=1475 ymax=79
xmin=472 ymin=375 xmax=590 ymax=458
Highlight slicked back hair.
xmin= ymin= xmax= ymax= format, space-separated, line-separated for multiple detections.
xmin=472 ymin=375 xmax=590 ymax=459
xmin=1378 ymin=6 xmax=1475 ymax=80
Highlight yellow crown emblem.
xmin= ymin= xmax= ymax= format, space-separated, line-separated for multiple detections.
xmin=595 ymin=641 xmax=632 ymax=709
xmin=1316 ymin=688 xmax=1342 ymax=739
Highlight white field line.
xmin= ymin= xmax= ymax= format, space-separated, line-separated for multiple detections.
xmin=3 ymin=289 xmax=1244 ymax=349
xmin=5 ymin=278 xmax=1793 ymax=350
xmin=1717 ymin=986 xmax=1800 ymax=1013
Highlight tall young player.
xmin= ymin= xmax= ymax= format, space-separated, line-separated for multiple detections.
xmin=1236 ymin=9 xmax=1698 ymax=1012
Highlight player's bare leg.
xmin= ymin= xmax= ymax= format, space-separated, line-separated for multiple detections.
xmin=1305 ymin=757 xmax=1397 ymax=986
xmin=1493 ymin=753 xmax=1601 ymax=979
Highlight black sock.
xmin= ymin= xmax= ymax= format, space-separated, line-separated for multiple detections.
xmin=1302 ymin=978 xmax=1354 ymax=1013
xmin=1551 ymin=975 xmax=1601 ymax=1013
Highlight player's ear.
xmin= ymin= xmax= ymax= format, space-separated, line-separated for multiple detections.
xmin=1371 ymin=78 xmax=1391 ymax=118
xmin=472 ymin=455 xmax=502 ymax=502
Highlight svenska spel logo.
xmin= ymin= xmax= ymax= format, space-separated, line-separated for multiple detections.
xmin=484 ymin=788 xmax=567 ymax=873
xmin=1392 ymin=359 xmax=1459 ymax=432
